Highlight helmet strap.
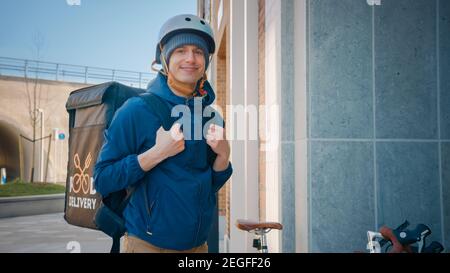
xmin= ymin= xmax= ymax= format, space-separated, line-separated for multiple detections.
xmin=195 ymin=72 xmax=208 ymax=97
xmin=160 ymin=44 xmax=170 ymax=76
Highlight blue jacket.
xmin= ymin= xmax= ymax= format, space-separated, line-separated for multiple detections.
xmin=93 ymin=72 xmax=233 ymax=250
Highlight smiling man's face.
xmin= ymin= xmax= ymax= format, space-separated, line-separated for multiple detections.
xmin=168 ymin=45 xmax=206 ymax=87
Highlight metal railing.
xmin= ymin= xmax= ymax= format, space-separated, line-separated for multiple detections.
xmin=0 ymin=56 xmax=156 ymax=88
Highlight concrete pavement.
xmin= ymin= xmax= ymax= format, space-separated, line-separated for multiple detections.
xmin=0 ymin=213 xmax=226 ymax=253
xmin=0 ymin=213 xmax=111 ymax=253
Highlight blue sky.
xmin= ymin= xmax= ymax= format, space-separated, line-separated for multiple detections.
xmin=0 ymin=0 xmax=197 ymax=73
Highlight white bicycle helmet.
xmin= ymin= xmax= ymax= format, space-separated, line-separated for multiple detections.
xmin=155 ymin=14 xmax=215 ymax=64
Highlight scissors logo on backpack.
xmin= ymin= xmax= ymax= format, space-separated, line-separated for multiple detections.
xmin=68 ymin=152 xmax=98 ymax=210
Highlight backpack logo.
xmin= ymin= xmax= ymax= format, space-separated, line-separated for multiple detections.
xmin=72 ymin=153 xmax=93 ymax=194
xmin=68 ymin=152 xmax=97 ymax=210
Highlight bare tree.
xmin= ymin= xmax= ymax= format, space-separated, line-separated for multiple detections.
xmin=22 ymin=31 xmax=51 ymax=183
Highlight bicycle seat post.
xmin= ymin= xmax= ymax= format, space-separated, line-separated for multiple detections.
xmin=255 ymin=228 xmax=269 ymax=253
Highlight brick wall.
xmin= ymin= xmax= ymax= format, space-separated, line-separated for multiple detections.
xmin=215 ymin=31 xmax=228 ymax=219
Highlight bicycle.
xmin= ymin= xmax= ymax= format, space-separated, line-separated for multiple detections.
xmin=366 ymin=220 xmax=444 ymax=253
xmin=235 ymin=219 xmax=283 ymax=253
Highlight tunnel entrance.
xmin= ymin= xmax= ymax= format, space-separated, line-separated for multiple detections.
xmin=0 ymin=121 xmax=20 ymax=181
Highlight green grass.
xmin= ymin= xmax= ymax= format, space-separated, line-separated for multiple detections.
xmin=0 ymin=178 xmax=66 ymax=197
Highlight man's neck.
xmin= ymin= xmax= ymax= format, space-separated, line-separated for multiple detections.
xmin=167 ymin=74 xmax=196 ymax=98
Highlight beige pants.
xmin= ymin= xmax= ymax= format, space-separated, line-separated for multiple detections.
xmin=122 ymin=234 xmax=208 ymax=253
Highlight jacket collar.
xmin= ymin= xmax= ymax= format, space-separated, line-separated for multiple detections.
xmin=146 ymin=72 xmax=216 ymax=108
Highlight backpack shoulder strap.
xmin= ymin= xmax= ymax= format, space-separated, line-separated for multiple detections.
xmin=139 ymin=92 xmax=177 ymax=130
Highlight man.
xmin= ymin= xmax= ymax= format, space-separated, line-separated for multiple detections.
xmin=93 ymin=14 xmax=232 ymax=253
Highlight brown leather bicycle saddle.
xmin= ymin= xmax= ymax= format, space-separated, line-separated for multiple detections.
xmin=235 ymin=219 xmax=283 ymax=231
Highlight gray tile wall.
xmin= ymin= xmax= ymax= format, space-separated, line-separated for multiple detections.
xmin=309 ymin=0 xmax=373 ymax=139
xmin=377 ymin=142 xmax=441 ymax=244
xmin=281 ymin=0 xmax=296 ymax=253
xmin=375 ymin=0 xmax=437 ymax=139
xmin=441 ymin=0 xmax=450 ymax=139
xmin=310 ymin=141 xmax=374 ymax=252
xmin=442 ymin=143 xmax=450 ymax=249
xmin=307 ymin=0 xmax=448 ymax=252
xmin=440 ymin=0 xmax=450 ymax=250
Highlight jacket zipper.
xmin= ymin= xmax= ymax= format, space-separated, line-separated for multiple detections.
xmin=145 ymin=186 xmax=156 ymax=236
xmin=194 ymin=183 xmax=203 ymax=247
xmin=145 ymin=200 xmax=155 ymax=236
